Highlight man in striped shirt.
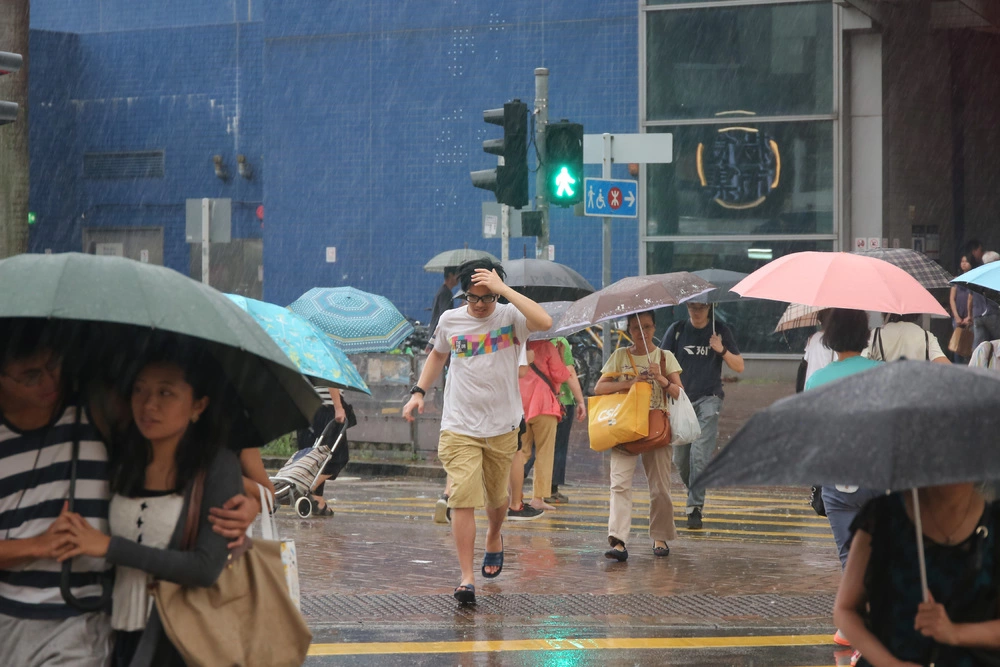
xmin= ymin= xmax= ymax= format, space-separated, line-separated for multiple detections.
xmin=0 ymin=322 xmax=258 ymax=666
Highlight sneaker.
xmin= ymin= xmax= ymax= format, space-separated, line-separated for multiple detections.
xmin=833 ymin=629 xmax=851 ymax=646
xmin=687 ymin=507 xmax=703 ymax=530
xmin=545 ymin=491 xmax=570 ymax=504
xmin=433 ymin=495 xmax=449 ymax=524
xmin=507 ymin=504 xmax=544 ymax=521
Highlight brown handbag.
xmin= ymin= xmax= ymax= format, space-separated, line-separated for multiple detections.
xmin=618 ymin=350 xmax=673 ymax=455
xmin=619 ymin=408 xmax=672 ymax=454
xmin=151 ymin=472 xmax=312 ymax=667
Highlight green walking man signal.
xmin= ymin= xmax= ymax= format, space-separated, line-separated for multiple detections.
xmin=554 ymin=167 xmax=576 ymax=198
xmin=544 ymin=121 xmax=584 ymax=207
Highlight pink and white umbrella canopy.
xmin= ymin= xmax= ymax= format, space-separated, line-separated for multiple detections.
xmin=732 ymin=252 xmax=947 ymax=316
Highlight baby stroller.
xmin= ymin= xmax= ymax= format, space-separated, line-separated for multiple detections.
xmin=271 ymin=417 xmax=349 ymax=518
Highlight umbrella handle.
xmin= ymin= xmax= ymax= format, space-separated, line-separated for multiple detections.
xmin=60 ymin=401 xmax=114 ymax=612
xmin=911 ymin=488 xmax=931 ymax=603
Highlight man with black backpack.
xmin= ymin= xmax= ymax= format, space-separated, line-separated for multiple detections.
xmin=663 ymin=301 xmax=744 ymax=529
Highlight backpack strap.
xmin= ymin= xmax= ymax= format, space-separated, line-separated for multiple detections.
xmin=667 ymin=320 xmax=685 ymax=355
xmin=873 ymin=327 xmax=885 ymax=361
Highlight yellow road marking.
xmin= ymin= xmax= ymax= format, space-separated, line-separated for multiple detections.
xmin=308 ymin=633 xmax=832 ymax=656
xmin=343 ymin=500 xmax=827 ymax=523
xmin=330 ymin=507 xmax=833 ymax=540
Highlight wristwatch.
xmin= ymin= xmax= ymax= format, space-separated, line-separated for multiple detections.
xmin=409 ymin=385 xmax=426 ymax=396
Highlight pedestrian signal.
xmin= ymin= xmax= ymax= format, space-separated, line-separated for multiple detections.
xmin=545 ymin=121 xmax=584 ymax=207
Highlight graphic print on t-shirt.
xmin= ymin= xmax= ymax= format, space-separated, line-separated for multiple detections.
xmin=451 ymin=324 xmax=519 ymax=358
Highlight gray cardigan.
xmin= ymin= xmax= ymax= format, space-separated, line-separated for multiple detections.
xmin=108 ymin=447 xmax=243 ymax=666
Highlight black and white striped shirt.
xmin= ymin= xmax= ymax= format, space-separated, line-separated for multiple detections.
xmin=0 ymin=401 xmax=110 ymax=619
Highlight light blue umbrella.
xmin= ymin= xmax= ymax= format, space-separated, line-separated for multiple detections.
xmin=225 ymin=294 xmax=370 ymax=394
xmin=288 ymin=287 xmax=414 ymax=354
xmin=952 ymin=261 xmax=1000 ymax=303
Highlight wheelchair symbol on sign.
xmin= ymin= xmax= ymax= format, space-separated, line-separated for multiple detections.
xmin=596 ymin=190 xmax=606 ymax=209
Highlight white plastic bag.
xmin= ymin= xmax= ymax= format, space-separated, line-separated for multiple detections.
xmin=668 ymin=389 xmax=701 ymax=446
xmin=250 ymin=485 xmax=302 ymax=610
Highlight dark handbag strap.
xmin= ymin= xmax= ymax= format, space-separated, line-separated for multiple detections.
xmin=530 ymin=363 xmax=561 ymax=401
xmin=925 ymin=330 xmax=929 ymax=361
xmin=874 ymin=327 xmax=885 ymax=361
xmin=180 ymin=470 xmax=207 ymax=551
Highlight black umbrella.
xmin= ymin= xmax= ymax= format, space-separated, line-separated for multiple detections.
xmin=691 ymin=268 xmax=748 ymax=304
xmin=695 ymin=361 xmax=1000 ymax=597
xmin=501 ymin=259 xmax=595 ymax=303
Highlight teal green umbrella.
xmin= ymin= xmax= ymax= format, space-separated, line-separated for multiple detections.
xmin=0 ymin=252 xmax=319 ymax=441
xmin=225 ymin=294 xmax=369 ymax=395
xmin=289 ymin=287 xmax=414 ymax=354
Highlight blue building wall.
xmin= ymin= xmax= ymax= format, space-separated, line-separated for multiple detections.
xmin=262 ymin=1 xmax=639 ymax=316
xmin=29 ymin=1 xmax=639 ymax=319
xmin=30 ymin=0 xmax=254 ymax=33
xmin=28 ymin=20 xmax=264 ymax=271
xmin=29 ymin=30 xmax=81 ymax=245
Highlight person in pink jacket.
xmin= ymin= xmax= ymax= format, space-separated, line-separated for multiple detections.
xmin=511 ymin=339 xmax=571 ymax=513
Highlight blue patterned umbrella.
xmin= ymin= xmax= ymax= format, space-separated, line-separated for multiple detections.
xmin=226 ymin=294 xmax=370 ymax=394
xmin=288 ymin=287 xmax=414 ymax=354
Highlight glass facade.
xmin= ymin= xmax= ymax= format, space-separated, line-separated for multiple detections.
xmin=645 ymin=122 xmax=834 ymax=237
xmin=642 ymin=1 xmax=837 ymax=354
xmin=646 ymin=3 xmax=833 ymax=120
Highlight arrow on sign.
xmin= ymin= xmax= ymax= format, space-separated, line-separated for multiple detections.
xmin=624 ymin=191 xmax=635 ymax=207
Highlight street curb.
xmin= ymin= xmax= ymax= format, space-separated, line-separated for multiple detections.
xmin=262 ymin=456 xmax=446 ymax=479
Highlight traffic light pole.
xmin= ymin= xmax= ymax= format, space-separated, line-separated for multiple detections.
xmin=500 ymin=203 xmax=510 ymax=262
xmin=602 ymin=133 xmax=613 ymax=361
xmin=534 ymin=68 xmax=549 ymax=259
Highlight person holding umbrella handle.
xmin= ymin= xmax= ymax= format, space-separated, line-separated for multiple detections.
xmin=834 ymin=484 xmax=999 ymax=667
xmin=663 ymin=301 xmax=744 ymax=530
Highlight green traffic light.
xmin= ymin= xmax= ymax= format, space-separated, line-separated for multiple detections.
xmin=553 ymin=166 xmax=577 ymax=199
xmin=27 ymin=211 xmax=36 ymax=225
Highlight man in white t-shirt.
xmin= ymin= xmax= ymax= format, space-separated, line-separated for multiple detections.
xmin=403 ymin=259 xmax=551 ymax=605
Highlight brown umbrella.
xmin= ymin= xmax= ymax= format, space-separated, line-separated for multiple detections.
xmin=551 ymin=272 xmax=714 ymax=335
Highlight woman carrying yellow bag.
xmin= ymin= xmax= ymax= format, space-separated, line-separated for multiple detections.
xmin=593 ymin=311 xmax=683 ymax=562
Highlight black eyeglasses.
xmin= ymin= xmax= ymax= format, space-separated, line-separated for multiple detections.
xmin=462 ymin=294 xmax=498 ymax=305
xmin=1 ymin=355 xmax=62 ymax=388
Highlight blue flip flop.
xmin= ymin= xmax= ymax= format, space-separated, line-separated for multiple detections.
xmin=481 ymin=535 xmax=504 ymax=579
xmin=454 ymin=583 xmax=476 ymax=604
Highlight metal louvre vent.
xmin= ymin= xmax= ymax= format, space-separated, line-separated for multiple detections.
xmin=83 ymin=150 xmax=165 ymax=179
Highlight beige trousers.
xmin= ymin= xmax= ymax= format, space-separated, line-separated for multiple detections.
xmin=522 ymin=414 xmax=559 ymax=500
xmin=608 ymin=445 xmax=677 ymax=545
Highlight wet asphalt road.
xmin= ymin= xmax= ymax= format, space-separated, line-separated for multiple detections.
xmin=281 ymin=474 xmax=849 ymax=666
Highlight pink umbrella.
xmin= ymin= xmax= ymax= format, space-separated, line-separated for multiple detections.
xmin=732 ymin=252 xmax=948 ymax=316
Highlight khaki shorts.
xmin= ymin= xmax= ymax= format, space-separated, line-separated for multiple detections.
xmin=439 ymin=429 xmax=519 ymax=509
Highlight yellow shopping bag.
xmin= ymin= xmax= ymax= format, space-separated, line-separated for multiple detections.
xmin=587 ymin=380 xmax=651 ymax=451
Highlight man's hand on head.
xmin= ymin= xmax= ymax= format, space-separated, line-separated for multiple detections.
xmin=470 ymin=269 xmax=507 ymax=296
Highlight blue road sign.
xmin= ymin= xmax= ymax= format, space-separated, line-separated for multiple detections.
xmin=583 ymin=178 xmax=637 ymax=218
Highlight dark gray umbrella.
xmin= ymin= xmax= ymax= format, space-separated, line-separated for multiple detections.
xmin=691 ymin=268 xmax=748 ymax=304
xmin=695 ymin=361 xmax=1000 ymax=599
xmin=502 ymin=259 xmax=595 ymax=303
xmin=696 ymin=361 xmax=1000 ymax=492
